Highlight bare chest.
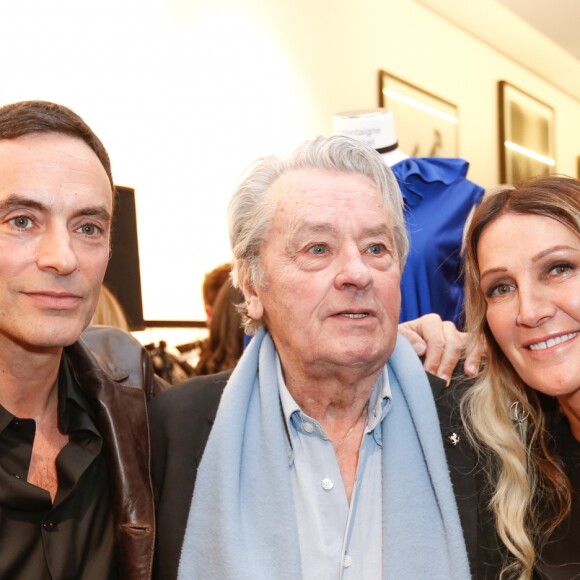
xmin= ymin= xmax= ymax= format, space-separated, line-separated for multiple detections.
xmin=334 ymin=426 xmax=366 ymax=502
xmin=28 ymin=424 xmax=69 ymax=502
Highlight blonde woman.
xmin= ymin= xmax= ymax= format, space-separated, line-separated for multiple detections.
xmin=460 ymin=175 xmax=580 ymax=579
xmin=91 ymin=284 xmax=130 ymax=331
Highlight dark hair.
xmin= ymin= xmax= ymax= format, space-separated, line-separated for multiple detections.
xmin=202 ymin=262 xmax=233 ymax=308
xmin=0 ymin=100 xmax=115 ymax=207
xmin=195 ymin=280 xmax=245 ymax=376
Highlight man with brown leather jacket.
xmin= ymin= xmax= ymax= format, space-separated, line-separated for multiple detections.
xmin=0 ymin=100 xmax=165 ymax=579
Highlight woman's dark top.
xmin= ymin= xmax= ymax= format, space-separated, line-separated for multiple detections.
xmin=435 ymin=378 xmax=580 ymax=579
xmin=535 ymin=414 xmax=580 ymax=579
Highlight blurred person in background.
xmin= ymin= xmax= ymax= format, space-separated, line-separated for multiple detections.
xmin=202 ymin=262 xmax=232 ymax=326
xmin=91 ymin=283 xmax=130 ymax=331
xmin=194 ymin=279 xmax=245 ymax=376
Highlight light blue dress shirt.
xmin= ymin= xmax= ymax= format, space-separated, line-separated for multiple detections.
xmin=277 ymin=357 xmax=392 ymax=580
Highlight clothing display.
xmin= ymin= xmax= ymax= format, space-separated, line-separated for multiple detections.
xmin=392 ymin=157 xmax=485 ymax=327
xmin=0 ymin=326 xmax=166 ymax=580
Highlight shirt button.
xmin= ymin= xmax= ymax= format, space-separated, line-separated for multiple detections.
xmin=343 ymin=555 xmax=353 ymax=568
xmin=303 ymin=422 xmax=314 ymax=433
xmin=42 ymin=520 xmax=55 ymax=532
xmin=10 ymin=420 xmax=22 ymax=431
xmin=321 ymin=478 xmax=334 ymax=490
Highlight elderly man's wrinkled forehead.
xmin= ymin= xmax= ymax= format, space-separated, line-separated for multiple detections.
xmin=267 ymin=168 xmax=387 ymax=210
xmin=262 ymin=168 xmax=395 ymax=250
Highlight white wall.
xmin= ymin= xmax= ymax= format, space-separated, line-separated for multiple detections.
xmin=2 ymin=0 xmax=579 ymax=321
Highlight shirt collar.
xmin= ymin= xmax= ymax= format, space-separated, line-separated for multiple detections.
xmin=277 ymin=354 xmax=392 ymax=439
xmin=277 ymin=355 xmax=300 ymax=429
xmin=366 ymin=367 xmax=391 ymax=434
xmin=0 ymin=404 xmax=13 ymax=434
xmin=58 ymin=353 xmax=100 ymax=437
xmin=0 ymin=354 xmax=100 ymax=438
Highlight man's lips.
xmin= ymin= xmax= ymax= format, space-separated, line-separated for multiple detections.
xmin=25 ymin=291 xmax=82 ymax=309
xmin=525 ymin=331 xmax=579 ymax=351
xmin=331 ymin=309 xmax=374 ymax=319
xmin=339 ymin=312 xmax=369 ymax=319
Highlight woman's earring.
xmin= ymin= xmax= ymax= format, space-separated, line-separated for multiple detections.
xmin=509 ymin=401 xmax=529 ymax=424
xmin=509 ymin=401 xmax=529 ymax=441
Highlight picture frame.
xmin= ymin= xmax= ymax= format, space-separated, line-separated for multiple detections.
xmin=498 ymin=81 xmax=556 ymax=184
xmin=378 ymin=70 xmax=459 ymax=157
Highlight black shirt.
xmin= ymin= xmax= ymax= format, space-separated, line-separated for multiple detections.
xmin=535 ymin=414 xmax=580 ymax=580
xmin=0 ymin=354 xmax=117 ymax=579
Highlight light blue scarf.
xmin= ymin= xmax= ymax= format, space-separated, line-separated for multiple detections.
xmin=178 ymin=329 xmax=470 ymax=579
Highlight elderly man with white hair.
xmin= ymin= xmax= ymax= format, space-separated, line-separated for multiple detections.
xmin=149 ymin=135 xmax=472 ymax=580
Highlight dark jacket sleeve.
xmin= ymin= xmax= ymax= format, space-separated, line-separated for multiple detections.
xmin=148 ymin=371 xmax=230 ymax=580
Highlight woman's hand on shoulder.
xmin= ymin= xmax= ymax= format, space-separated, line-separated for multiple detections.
xmin=399 ymin=313 xmax=484 ymax=385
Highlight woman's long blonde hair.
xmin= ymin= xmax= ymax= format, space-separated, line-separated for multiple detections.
xmin=461 ymin=175 xmax=580 ymax=578
xmin=91 ymin=285 xmax=130 ymax=331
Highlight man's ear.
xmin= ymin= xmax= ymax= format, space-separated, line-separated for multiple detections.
xmin=242 ymin=282 xmax=264 ymax=321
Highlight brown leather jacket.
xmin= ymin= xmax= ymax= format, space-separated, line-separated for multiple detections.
xmin=65 ymin=325 xmax=167 ymax=580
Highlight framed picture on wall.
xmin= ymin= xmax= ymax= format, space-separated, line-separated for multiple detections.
xmin=498 ymin=81 xmax=556 ymax=184
xmin=378 ymin=70 xmax=459 ymax=157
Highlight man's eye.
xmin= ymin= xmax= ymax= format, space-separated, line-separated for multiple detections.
xmin=77 ymin=223 xmax=102 ymax=236
xmin=367 ymin=244 xmax=385 ymax=255
xmin=10 ymin=216 xmax=32 ymax=229
xmin=308 ymin=244 xmax=327 ymax=255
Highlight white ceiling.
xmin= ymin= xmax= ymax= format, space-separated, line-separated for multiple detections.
xmin=415 ymin=0 xmax=580 ymax=99
xmin=496 ymin=0 xmax=580 ymax=61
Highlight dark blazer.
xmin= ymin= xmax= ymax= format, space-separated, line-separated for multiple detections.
xmin=149 ymin=371 xmax=230 ymax=580
xmin=148 ymin=369 xmax=500 ymax=580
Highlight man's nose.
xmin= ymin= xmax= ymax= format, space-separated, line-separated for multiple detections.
xmin=35 ymin=226 xmax=79 ymax=275
xmin=334 ymin=250 xmax=373 ymax=291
